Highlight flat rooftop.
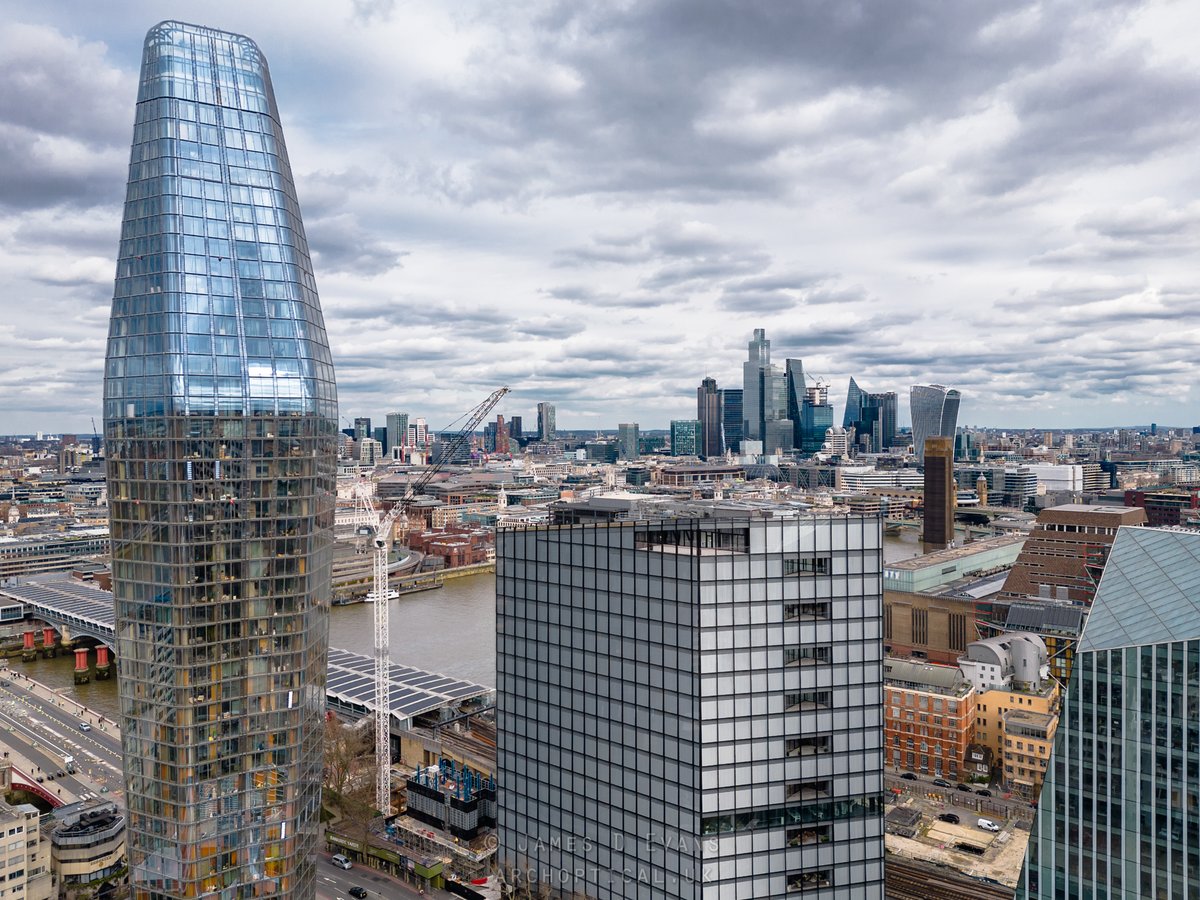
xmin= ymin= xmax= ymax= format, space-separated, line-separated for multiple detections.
xmin=887 ymin=534 xmax=1026 ymax=571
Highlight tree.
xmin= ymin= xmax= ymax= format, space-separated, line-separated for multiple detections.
xmin=323 ymin=713 xmax=371 ymax=797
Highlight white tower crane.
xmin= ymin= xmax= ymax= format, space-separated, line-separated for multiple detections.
xmin=357 ymin=386 xmax=510 ymax=813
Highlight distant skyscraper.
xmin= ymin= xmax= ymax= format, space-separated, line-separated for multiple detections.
xmin=720 ymin=388 xmax=743 ymax=454
xmin=843 ymin=379 xmax=898 ymax=453
xmin=1019 ymin=528 xmax=1200 ymax=899
xmin=386 ymin=411 xmax=409 ymax=452
xmin=697 ymin=376 xmax=722 ymax=458
xmin=104 ymin=21 xmax=336 ymax=898
xmin=536 ymin=402 xmax=556 ymax=441
xmin=910 ymin=384 xmax=961 ymax=465
xmin=353 ymin=416 xmax=371 ymax=441
xmin=497 ymin=509 xmax=887 ymax=898
xmin=670 ymin=419 xmax=700 ymax=456
xmin=742 ymin=328 xmax=788 ymax=446
xmin=922 ymin=437 xmax=955 ymax=551
xmin=843 ymin=376 xmax=864 ymax=429
xmin=617 ymin=423 xmax=639 ymax=460
xmin=508 ymin=415 xmax=522 ymax=440
xmin=801 ymin=383 xmax=834 ymax=453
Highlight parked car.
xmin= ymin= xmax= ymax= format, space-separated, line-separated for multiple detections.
xmin=976 ymin=788 xmax=992 ymax=797
xmin=932 ymin=778 xmax=951 ymax=787
xmin=900 ymin=772 xmax=918 ymax=781
xmin=956 ymin=783 xmax=973 ymax=792
xmin=938 ymin=813 xmax=961 ymax=824
xmin=977 ymin=818 xmax=1001 ymax=832
xmin=331 ymin=855 xmax=352 ymax=870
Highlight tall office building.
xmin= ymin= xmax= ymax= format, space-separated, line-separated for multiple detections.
xmin=353 ymin=416 xmax=371 ymax=441
xmin=1019 ymin=527 xmax=1200 ymax=899
xmin=696 ymin=376 xmax=722 ymax=458
xmin=801 ymin=384 xmax=834 ymax=454
xmin=386 ymin=411 xmax=409 ymax=453
xmin=910 ymin=384 xmax=961 ymax=465
xmin=670 ymin=419 xmax=700 ymax=457
xmin=497 ymin=507 xmax=886 ymax=898
xmin=844 ymin=380 xmax=897 ymax=453
xmin=103 ymin=22 xmax=337 ymax=898
xmin=720 ymin=388 xmax=743 ymax=455
xmin=508 ymin=415 xmax=522 ymax=441
xmin=537 ymin=402 xmax=556 ymax=441
xmin=742 ymin=328 xmax=789 ymax=447
xmin=922 ymin=437 xmax=955 ymax=552
xmin=843 ymin=377 xmax=864 ymax=429
xmin=617 ymin=422 xmax=640 ymax=460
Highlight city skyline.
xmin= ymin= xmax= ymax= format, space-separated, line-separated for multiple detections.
xmin=6 ymin=2 xmax=1200 ymax=432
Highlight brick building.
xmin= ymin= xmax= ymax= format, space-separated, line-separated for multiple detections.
xmin=998 ymin=504 xmax=1146 ymax=606
xmin=883 ymin=658 xmax=976 ymax=778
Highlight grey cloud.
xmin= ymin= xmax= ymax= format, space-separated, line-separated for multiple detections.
xmin=307 ymin=214 xmax=408 ymax=276
xmin=512 ymin=317 xmax=585 ymax=339
xmin=717 ymin=291 xmax=798 ymax=313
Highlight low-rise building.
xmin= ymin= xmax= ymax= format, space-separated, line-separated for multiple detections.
xmin=0 ymin=800 xmax=53 ymax=900
xmin=973 ymin=682 xmax=1060 ymax=783
xmin=1000 ymin=709 xmax=1057 ymax=799
xmin=884 ymin=658 xmax=976 ymax=779
xmin=883 ymin=534 xmax=1026 ymax=594
xmin=958 ymin=633 xmax=1051 ymax=693
xmin=49 ymin=800 xmax=126 ymax=889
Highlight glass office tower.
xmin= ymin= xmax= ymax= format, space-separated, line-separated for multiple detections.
xmin=910 ymin=384 xmax=960 ymax=465
xmin=1018 ymin=527 xmax=1200 ymax=899
xmin=103 ymin=21 xmax=338 ymax=898
xmin=497 ymin=508 xmax=886 ymax=898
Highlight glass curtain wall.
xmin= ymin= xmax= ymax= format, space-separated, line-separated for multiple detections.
xmin=104 ymin=21 xmax=337 ymax=899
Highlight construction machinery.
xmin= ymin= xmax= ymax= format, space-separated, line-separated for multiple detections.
xmin=356 ymin=386 xmax=509 ymax=813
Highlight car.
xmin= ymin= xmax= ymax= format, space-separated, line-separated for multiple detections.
xmin=55 ymin=770 xmax=64 ymax=778
xmin=977 ymin=818 xmax=1001 ymax=832
xmin=899 ymin=772 xmax=918 ymax=781
xmin=35 ymin=776 xmax=43 ymax=783
xmin=976 ymin=788 xmax=992 ymax=797
xmin=931 ymin=778 xmax=951 ymax=788
xmin=77 ymin=721 xmax=92 ymax=732
xmin=349 ymin=888 xmax=368 ymax=899
xmin=956 ymin=783 xmax=973 ymax=792
xmin=45 ymin=774 xmax=53 ymax=781
xmin=938 ymin=813 xmax=960 ymax=824
xmin=331 ymin=854 xmax=352 ymax=870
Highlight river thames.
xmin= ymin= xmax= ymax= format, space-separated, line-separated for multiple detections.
xmin=19 ymin=528 xmax=926 ymax=717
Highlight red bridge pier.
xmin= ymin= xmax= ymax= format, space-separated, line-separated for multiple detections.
xmin=73 ymin=648 xmax=90 ymax=685
xmin=95 ymin=645 xmax=112 ymax=680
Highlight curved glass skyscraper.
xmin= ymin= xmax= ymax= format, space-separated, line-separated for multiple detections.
xmin=103 ymin=22 xmax=337 ymax=898
xmin=910 ymin=384 xmax=960 ymax=465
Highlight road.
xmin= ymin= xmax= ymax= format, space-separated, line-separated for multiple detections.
xmin=314 ymin=850 xmax=456 ymax=900
xmin=0 ymin=672 xmax=124 ymax=801
xmin=884 ymin=770 xmax=1035 ymax=824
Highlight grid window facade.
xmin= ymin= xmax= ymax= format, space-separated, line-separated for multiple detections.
xmin=497 ymin=514 xmax=885 ymax=899
xmin=104 ymin=22 xmax=336 ymax=900
xmin=1020 ymin=642 xmax=1200 ymax=898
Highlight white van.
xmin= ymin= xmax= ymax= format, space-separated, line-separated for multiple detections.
xmin=331 ymin=854 xmax=352 ymax=870
xmin=977 ymin=818 xmax=1001 ymax=832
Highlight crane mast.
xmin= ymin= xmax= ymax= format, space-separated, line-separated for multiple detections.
xmin=367 ymin=386 xmax=509 ymax=814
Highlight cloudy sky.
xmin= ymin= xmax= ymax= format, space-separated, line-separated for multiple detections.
xmin=3 ymin=0 xmax=1200 ymax=435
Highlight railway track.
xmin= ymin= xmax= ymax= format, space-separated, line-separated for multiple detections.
xmin=886 ymin=857 xmax=1014 ymax=900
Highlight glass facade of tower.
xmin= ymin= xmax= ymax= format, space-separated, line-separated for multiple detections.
xmin=1018 ymin=528 xmax=1200 ymax=899
xmin=103 ymin=21 xmax=337 ymax=899
xmin=497 ymin=510 xmax=886 ymax=898
xmin=910 ymin=384 xmax=960 ymax=465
